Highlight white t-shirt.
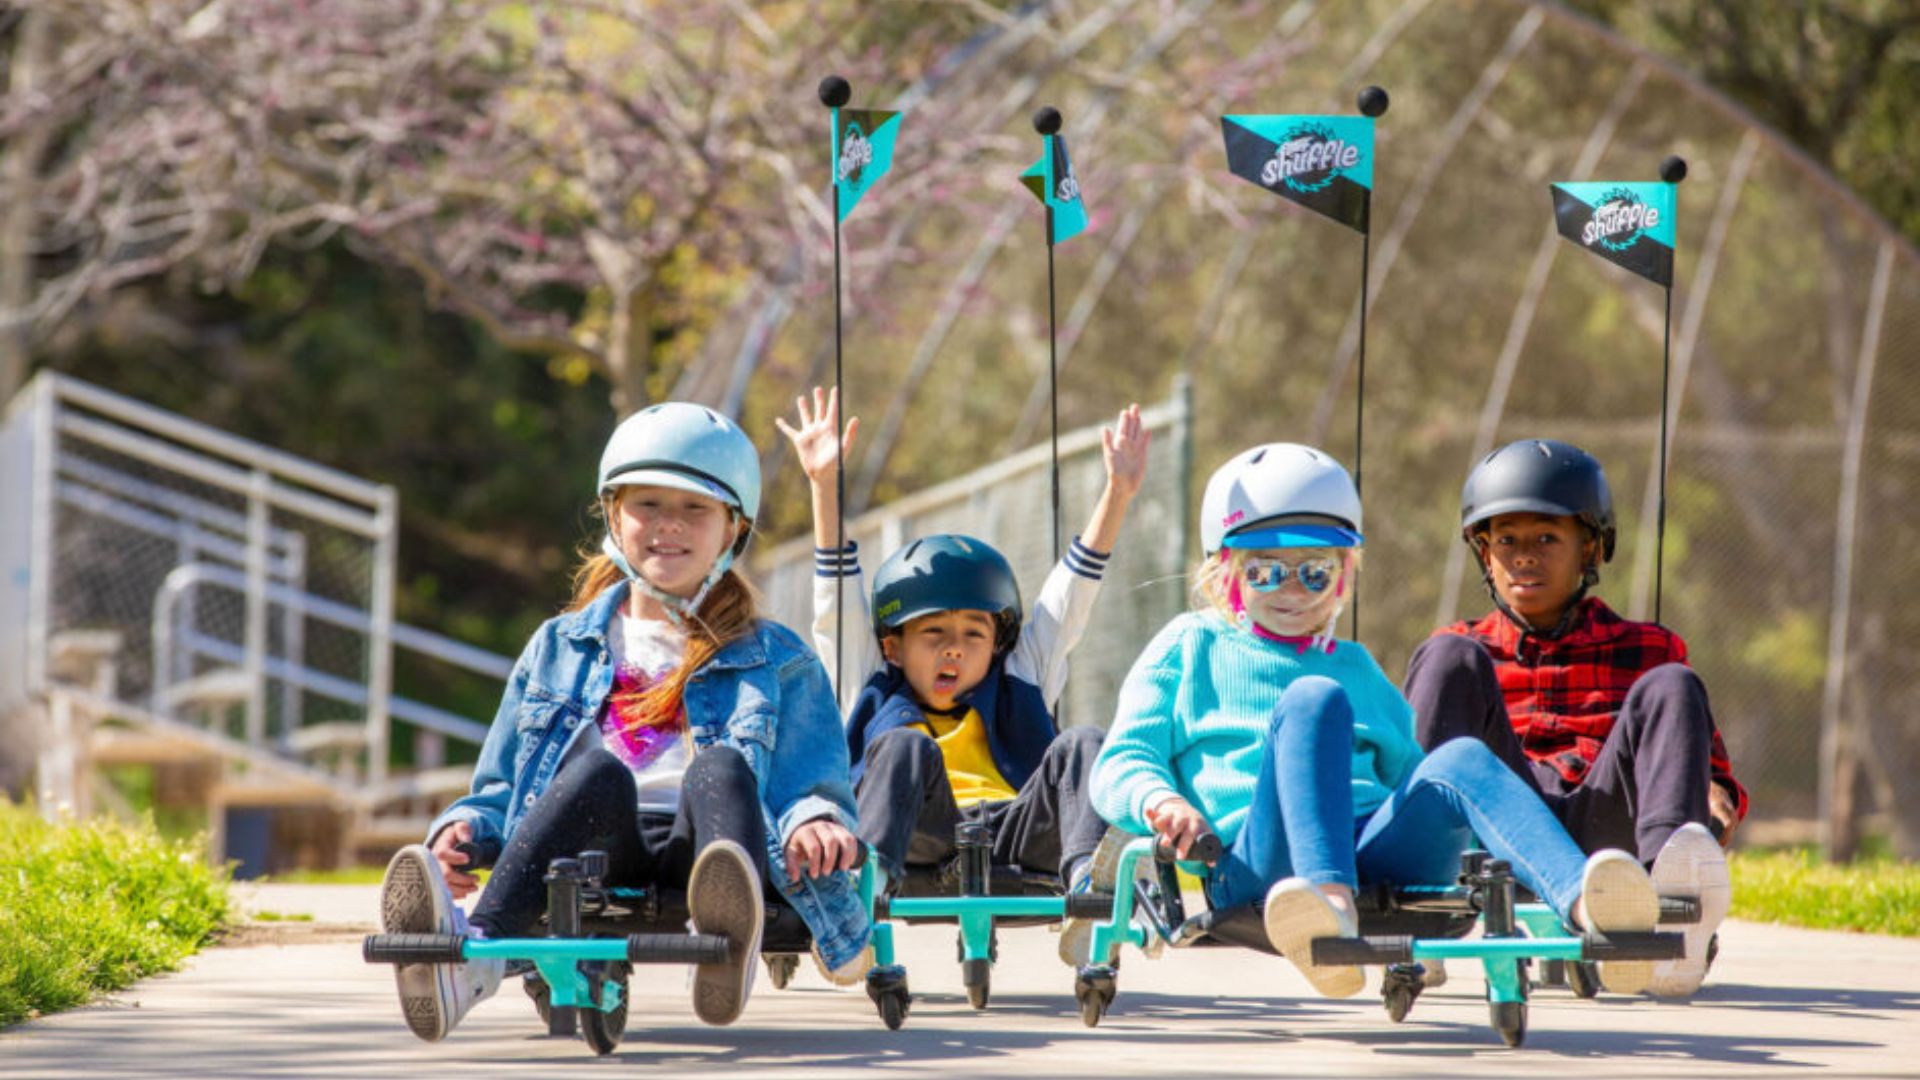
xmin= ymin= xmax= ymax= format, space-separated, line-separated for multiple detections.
xmin=599 ymin=611 xmax=690 ymax=814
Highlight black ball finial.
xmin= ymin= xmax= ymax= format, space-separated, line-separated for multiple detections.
xmin=1032 ymin=106 xmax=1063 ymax=136
xmin=1357 ymin=85 xmax=1390 ymax=118
xmin=818 ymin=75 xmax=851 ymax=109
xmin=1659 ymin=155 xmax=1688 ymax=184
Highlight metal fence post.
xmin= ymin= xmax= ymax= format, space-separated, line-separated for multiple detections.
xmin=244 ymin=470 xmax=271 ymax=748
xmin=366 ymin=486 xmax=399 ymax=787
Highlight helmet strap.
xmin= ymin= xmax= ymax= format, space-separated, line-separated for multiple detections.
xmin=600 ymin=511 xmax=741 ymax=627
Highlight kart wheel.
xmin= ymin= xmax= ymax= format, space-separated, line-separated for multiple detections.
xmin=1074 ymin=968 xmax=1116 ymax=1028
xmin=1381 ymin=964 xmax=1424 ymax=1023
xmin=877 ymin=987 xmax=910 ymax=1030
xmin=1567 ymin=960 xmax=1601 ymax=999
xmin=962 ymin=958 xmax=992 ymax=1010
xmin=580 ymin=964 xmax=629 ymax=1056
xmin=1490 ymin=1000 xmax=1527 ymax=1048
xmin=524 ymin=971 xmax=554 ymax=1027
xmin=766 ymin=953 xmax=799 ymax=990
xmin=866 ymin=966 xmax=912 ymax=1031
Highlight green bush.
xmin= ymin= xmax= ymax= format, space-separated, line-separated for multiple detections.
xmin=0 ymin=801 xmax=230 ymax=1027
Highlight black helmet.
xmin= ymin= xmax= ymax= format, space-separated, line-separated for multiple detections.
xmin=1460 ymin=439 xmax=1616 ymax=562
xmin=871 ymin=534 xmax=1022 ymax=651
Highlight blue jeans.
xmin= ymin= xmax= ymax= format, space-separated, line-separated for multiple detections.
xmin=1206 ymin=676 xmax=1587 ymax=920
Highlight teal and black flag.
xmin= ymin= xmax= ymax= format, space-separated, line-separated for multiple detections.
xmin=1021 ymin=134 xmax=1088 ymax=244
xmin=1550 ymin=181 xmax=1676 ymax=287
xmin=1222 ymin=114 xmax=1374 ymax=234
xmin=832 ymin=107 xmax=901 ymax=222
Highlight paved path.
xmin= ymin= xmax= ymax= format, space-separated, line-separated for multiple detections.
xmin=5 ymin=884 xmax=1918 ymax=1078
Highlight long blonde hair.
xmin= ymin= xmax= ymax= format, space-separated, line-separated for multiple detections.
xmin=568 ymin=501 xmax=759 ymax=732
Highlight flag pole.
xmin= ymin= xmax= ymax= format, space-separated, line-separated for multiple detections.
xmin=1035 ymin=105 xmax=1064 ymax=561
xmin=820 ymin=74 xmax=851 ymax=698
xmin=1653 ymin=154 xmax=1687 ymax=626
xmin=1350 ymin=85 xmax=1389 ymax=641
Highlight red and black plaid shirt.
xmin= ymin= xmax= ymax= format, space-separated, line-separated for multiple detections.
xmin=1441 ymin=597 xmax=1748 ymax=821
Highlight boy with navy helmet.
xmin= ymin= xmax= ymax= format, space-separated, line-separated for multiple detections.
xmin=777 ymin=387 xmax=1150 ymax=966
xmin=1403 ymin=437 xmax=1740 ymax=997
xmin=378 ymin=402 xmax=867 ymax=1040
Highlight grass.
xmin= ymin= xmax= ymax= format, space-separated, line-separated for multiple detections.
xmin=1729 ymin=847 xmax=1920 ymax=937
xmin=248 ymin=910 xmax=314 ymax=923
xmin=0 ymin=800 xmax=230 ymax=1027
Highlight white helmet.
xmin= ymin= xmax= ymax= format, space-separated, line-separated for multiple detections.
xmin=1200 ymin=443 xmax=1363 ymax=554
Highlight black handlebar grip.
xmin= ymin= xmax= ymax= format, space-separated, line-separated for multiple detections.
xmin=1583 ymin=931 xmax=1685 ymax=961
xmin=1157 ymin=831 xmax=1224 ymax=866
xmin=1064 ymin=892 xmax=1119 ymax=919
xmin=1311 ymin=935 xmax=1412 ymax=965
xmin=627 ymin=933 xmax=733 ymax=965
xmin=363 ymin=933 xmax=467 ymax=965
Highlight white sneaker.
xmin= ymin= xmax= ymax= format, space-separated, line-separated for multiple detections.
xmin=1648 ymin=823 xmax=1730 ymax=997
xmin=1577 ymin=848 xmax=1660 ymax=995
xmin=688 ymin=840 xmax=763 ymax=1025
xmin=380 ymin=844 xmax=502 ymax=1041
xmin=1262 ymin=878 xmax=1364 ymax=999
xmin=810 ymin=941 xmax=876 ymax=987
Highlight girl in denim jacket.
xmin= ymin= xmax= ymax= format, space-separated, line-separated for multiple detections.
xmin=379 ymin=403 xmax=868 ymax=1041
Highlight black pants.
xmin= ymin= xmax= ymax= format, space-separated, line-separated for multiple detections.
xmin=855 ymin=725 xmax=1106 ymax=881
xmin=1402 ymin=633 xmax=1714 ymax=864
xmin=469 ymin=745 xmax=767 ymax=938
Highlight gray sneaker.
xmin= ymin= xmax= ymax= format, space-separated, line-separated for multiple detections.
xmin=380 ymin=844 xmax=501 ymax=1041
xmin=688 ymin=840 xmax=763 ymax=1025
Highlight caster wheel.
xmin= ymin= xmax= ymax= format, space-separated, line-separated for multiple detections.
xmin=1567 ymin=960 xmax=1601 ymax=999
xmin=766 ymin=953 xmax=799 ymax=990
xmin=865 ymin=965 xmax=912 ymax=1031
xmin=1074 ymin=966 xmax=1117 ymax=1028
xmin=1381 ymin=964 xmax=1424 ymax=1023
xmin=962 ymin=958 xmax=992 ymax=1010
xmin=580 ymin=963 xmax=629 ymax=1056
xmin=1490 ymin=1000 xmax=1527 ymax=1047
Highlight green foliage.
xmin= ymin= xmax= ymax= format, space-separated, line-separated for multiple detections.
xmin=0 ymin=802 xmax=230 ymax=1027
xmin=1731 ymin=846 xmax=1920 ymax=937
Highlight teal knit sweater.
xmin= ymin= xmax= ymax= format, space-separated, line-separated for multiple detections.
xmin=1091 ymin=612 xmax=1422 ymax=844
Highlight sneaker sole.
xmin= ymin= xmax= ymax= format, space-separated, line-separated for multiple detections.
xmin=382 ymin=847 xmax=453 ymax=1042
xmin=1583 ymin=854 xmax=1659 ymax=995
xmin=1263 ymin=886 xmax=1364 ymax=999
xmin=1649 ymin=826 xmax=1730 ymax=996
xmin=689 ymin=842 xmax=763 ymax=1026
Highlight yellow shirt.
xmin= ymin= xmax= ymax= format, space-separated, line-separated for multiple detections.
xmin=920 ymin=708 xmax=1018 ymax=806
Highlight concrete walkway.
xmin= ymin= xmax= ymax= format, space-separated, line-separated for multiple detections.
xmin=5 ymin=884 xmax=1918 ymax=1078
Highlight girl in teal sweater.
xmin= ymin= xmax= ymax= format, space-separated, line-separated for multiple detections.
xmin=1091 ymin=443 xmax=1661 ymax=997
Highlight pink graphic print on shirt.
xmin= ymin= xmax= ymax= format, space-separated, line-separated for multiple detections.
xmin=600 ymin=662 xmax=686 ymax=770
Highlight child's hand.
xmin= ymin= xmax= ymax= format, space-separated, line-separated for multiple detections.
xmin=1709 ymin=783 xmax=1740 ymax=849
xmin=429 ymin=821 xmax=482 ymax=899
xmin=1101 ymin=403 xmax=1150 ymax=503
xmin=785 ymin=817 xmax=862 ymax=882
xmin=774 ymin=386 xmax=858 ymax=486
xmin=1143 ymin=796 xmax=1211 ymax=861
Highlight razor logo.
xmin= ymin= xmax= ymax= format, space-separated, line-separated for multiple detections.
xmin=876 ymin=598 xmax=901 ymax=620
xmin=1223 ymin=509 xmax=1247 ymax=528
xmin=1582 ymin=188 xmax=1660 ymax=252
xmin=838 ymin=124 xmax=874 ymax=185
xmin=1261 ymin=124 xmax=1361 ymax=194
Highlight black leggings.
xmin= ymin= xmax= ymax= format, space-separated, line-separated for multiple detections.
xmin=468 ymin=744 xmax=767 ymax=938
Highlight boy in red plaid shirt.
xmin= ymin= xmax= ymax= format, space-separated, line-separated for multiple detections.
xmin=1402 ymin=439 xmax=1738 ymax=997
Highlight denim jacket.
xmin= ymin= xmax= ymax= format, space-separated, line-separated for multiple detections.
xmin=427 ymin=582 xmax=871 ymax=969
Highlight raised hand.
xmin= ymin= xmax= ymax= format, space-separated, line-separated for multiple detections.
xmin=1102 ymin=403 xmax=1151 ymax=503
xmin=774 ymin=386 xmax=858 ymax=486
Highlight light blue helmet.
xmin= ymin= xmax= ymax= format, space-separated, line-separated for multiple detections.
xmin=597 ymin=402 xmax=761 ymax=526
xmin=597 ymin=402 xmax=761 ymax=620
